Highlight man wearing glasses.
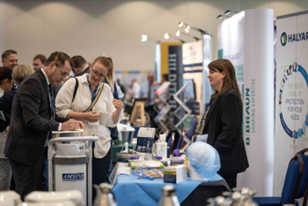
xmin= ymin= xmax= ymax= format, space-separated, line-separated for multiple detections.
xmin=4 ymin=51 xmax=84 ymax=200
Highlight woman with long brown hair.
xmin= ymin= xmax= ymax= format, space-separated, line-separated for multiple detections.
xmin=198 ymin=59 xmax=249 ymax=188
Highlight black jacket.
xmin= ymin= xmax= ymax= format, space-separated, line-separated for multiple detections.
xmin=202 ymin=90 xmax=249 ymax=177
xmin=5 ymin=69 xmax=68 ymax=165
xmin=0 ymin=91 xmax=15 ymax=132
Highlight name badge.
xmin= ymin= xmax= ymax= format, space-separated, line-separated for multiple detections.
xmin=196 ymin=134 xmax=208 ymax=142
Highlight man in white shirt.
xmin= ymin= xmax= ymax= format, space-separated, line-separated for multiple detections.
xmin=126 ymin=79 xmax=140 ymax=99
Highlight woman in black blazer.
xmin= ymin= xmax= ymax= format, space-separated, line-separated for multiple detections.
xmin=199 ymin=59 xmax=249 ymax=189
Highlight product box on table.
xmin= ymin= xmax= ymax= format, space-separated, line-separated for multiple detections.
xmin=163 ymin=165 xmax=187 ymax=183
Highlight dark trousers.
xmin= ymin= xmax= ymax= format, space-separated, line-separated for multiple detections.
xmin=92 ymin=148 xmax=111 ymax=201
xmin=223 ymin=174 xmax=237 ymax=189
xmin=9 ymin=154 xmax=45 ymax=201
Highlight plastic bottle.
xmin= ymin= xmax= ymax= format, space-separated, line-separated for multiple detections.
xmin=158 ymin=185 xmax=180 ymax=206
xmin=156 ymin=134 xmax=167 ymax=158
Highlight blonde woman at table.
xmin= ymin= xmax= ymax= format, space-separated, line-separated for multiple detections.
xmin=55 ymin=56 xmax=123 ymax=200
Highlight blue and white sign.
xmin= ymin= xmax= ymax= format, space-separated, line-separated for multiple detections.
xmin=274 ymin=11 xmax=308 ymax=196
xmin=62 ymin=173 xmax=84 ymax=181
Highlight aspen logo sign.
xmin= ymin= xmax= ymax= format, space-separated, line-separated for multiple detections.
xmin=62 ymin=173 xmax=84 ymax=181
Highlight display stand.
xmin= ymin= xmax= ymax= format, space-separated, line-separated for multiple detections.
xmin=154 ymin=82 xmax=171 ymax=139
xmin=173 ymin=81 xmax=192 ymax=147
xmin=129 ymin=98 xmax=147 ymax=126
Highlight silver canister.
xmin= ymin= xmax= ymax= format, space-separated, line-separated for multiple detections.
xmin=93 ymin=183 xmax=117 ymax=206
xmin=158 ymin=185 xmax=180 ymax=206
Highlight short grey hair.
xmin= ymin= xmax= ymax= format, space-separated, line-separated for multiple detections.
xmin=12 ymin=64 xmax=34 ymax=85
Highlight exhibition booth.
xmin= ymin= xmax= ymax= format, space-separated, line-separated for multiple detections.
xmin=1 ymin=6 xmax=308 ymax=206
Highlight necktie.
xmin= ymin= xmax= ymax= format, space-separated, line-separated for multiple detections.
xmin=147 ymin=83 xmax=152 ymax=103
xmin=48 ymin=84 xmax=55 ymax=120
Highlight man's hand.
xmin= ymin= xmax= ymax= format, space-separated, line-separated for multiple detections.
xmin=5 ymin=126 xmax=9 ymax=132
xmin=85 ymin=111 xmax=99 ymax=122
xmin=61 ymin=119 xmax=84 ymax=131
xmin=112 ymin=99 xmax=123 ymax=111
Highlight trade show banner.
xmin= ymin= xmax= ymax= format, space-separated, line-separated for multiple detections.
xmin=218 ymin=9 xmax=274 ymax=196
xmin=182 ymin=40 xmax=203 ymax=115
xmin=168 ymin=45 xmax=183 ymax=130
xmin=274 ymin=10 xmax=308 ymax=196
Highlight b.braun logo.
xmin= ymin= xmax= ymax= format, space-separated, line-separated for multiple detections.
xmin=281 ymin=32 xmax=287 ymax=46
xmin=62 ymin=173 xmax=84 ymax=181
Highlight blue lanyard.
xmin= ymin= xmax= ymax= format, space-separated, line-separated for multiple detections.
xmin=87 ymin=75 xmax=98 ymax=111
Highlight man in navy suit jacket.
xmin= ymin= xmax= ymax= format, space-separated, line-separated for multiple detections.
xmin=4 ymin=51 xmax=84 ymax=200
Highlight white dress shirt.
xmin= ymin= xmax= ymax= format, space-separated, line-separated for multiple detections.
xmin=40 ymin=69 xmax=62 ymax=130
xmin=55 ymin=74 xmax=118 ymax=158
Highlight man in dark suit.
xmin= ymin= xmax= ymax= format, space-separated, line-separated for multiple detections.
xmin=4 ymin=51 xmax=84 ymax=200
xmin=33 ymin=54 xmax=62 ymax=98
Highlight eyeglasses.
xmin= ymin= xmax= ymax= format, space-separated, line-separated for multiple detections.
xmin=91 ymin=69 xmax=105 ymax=79
xmin=55 ymin=63 xmax=69 ymax=78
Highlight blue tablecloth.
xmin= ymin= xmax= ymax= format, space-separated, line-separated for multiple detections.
xmin=113 ymin=174 xmax=223 ymax=206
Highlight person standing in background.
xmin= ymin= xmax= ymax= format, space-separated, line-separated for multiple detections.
xmin=0 ymin=67 xmax=13 ymax=191
xmin=71 ymin=55 xmax=90 ymax=77
xmin=33 ymin=54 xmax=62 ymax=97
xmin=2 ymin=50 xmax=18 ymax=70
xmin=198 ymin=59 xmax=249 ymax=189
xmin=116 ymin=79 xmax=125 ymax=101
xmin=139 ymin=72 xmax=159 ymax=127
xmin=2 ymin=50 xmax=18 ymax=91
xmin=126 ymin=79 xmax=140 ymax=101
xmin=32 ymin=54 xmax=46 ymax=72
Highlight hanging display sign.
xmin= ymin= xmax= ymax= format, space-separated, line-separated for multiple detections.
xmin=168 ymin=46 xmax=183 ymax=130
xmin=274 ymin=10 xmax=308 ymax=196
xmin=182 ymin=40 xmax=203 ymax=115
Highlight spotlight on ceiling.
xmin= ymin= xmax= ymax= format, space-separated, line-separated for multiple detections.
xmin=217 ymin=15 xmax=223 ymax=19
xmin=178 ymin=22 xmax=207 ymax=35
xmin=176 ymin=30 xmax=200 ymax=41
xmin=141 ymin=35 xmax=148 ymax=42
xmin=185 ymin=26 xmax=190 ymax=33
xmin=224 ymin=10 xmax=239 ymax=15
xmin=164 ymin=33 xmax=170 ymax=39
xmin=164 ymin=32 xmax=185 ymax=43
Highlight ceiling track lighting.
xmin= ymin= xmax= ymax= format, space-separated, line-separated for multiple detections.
xmin=217 ymin=10 xmax=239 ymax=20
xmin=224 ymin=10 xmax=239 ymax=15
xmin=176 ymin=30 xmax=200 ymax=41
xmin=217 ymin=14 xmax=231 ymax=19
xmin=141 ymin=34 xmax=160 ymax=43
xmin=164 ymin=32 xmax=185 ymax=43
xmin=178 ymin=22 xmax=208 ymax=35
